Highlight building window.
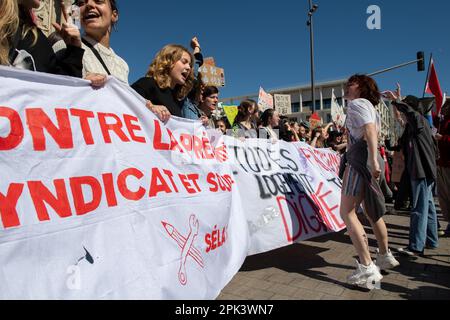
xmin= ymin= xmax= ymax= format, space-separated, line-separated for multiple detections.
xmin=323 ymin=98 xmax=332 ymax=109
xmin=291 ymin=102 xmax=300 ymax=113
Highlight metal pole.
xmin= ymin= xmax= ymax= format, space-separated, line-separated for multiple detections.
xmin=422 ymin=53 xmax=433 ymax=98
xmin=367 ymin=59 xmax=423 ymax=77
xmin=308 ymin=0 xmax=316 ymax=114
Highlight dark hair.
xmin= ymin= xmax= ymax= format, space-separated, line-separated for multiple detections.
xmin=75 ymin=0 xmax=119 ymax=28
xmin=236 ymin=99 xmax=258 ymax=123
xmin=201 ymin=86 xmax=219 ymax=100
xmin=75 ymin=0 xmax=118 ymax=11
xmin=215 ymin=117 xmax=230 ymax=129
xmin=261 ymin=108 xmax=275 ymax=127
xmin=347 ymin=74 xmax=380 ymax=106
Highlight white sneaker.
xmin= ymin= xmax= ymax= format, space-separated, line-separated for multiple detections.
xmin=375 ymin=249 xmax=400 ymax=271
xmin=347 ymin=260 xmax=383 ymax=288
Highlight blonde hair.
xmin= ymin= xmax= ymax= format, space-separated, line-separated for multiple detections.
xmin=146 ymin=44 xmax=195 ymax=101
xmin=0 ymin=0 xmax=19 ymax=65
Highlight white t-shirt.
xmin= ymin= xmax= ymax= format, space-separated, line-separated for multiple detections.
xmin=346 ymin=98 xmax=380 ymax=140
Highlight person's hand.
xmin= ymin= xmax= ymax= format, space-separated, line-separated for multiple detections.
xmin=146 ymin=101 xmax=171 ymax=122
xmin=52 ymin=2 xmax=81 ymax=47
xmin=381 ymin=90 xmax=398 ymax=102
xmin=370 ymin=158 xmax=381 ymax=180
xmin=395 ymin=82 xmax=402 ymax=100
xmin=200 ymin=115 xmax=210 ymax=126
xmin=85 ymin=73 xmax=107 ymax=88
xmin=435 ymin=133 xmax=443 ymax=141
xmin=315 ymin=131 xmax=321 ymax=139
xmin=190 ymin=37 xmax=201 ymax=53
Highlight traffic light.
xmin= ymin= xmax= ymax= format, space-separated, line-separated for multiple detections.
xmin=417 ymin=51 xmax=425 ymax=72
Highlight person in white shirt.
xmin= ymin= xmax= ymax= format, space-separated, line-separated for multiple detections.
xmin=341 ymin=74 xmax=399 ymax=288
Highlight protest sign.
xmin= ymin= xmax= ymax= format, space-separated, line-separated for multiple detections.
xmin=274 ymin=94 xmax=292 ymax=116
xmin=258 ymin=87 xmax=274 ymax=112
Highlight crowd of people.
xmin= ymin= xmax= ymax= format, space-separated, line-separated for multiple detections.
xmin=1 ymin=0 xmax=449 ymax=290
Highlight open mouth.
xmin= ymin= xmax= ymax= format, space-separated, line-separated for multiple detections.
xmin=181 ymin=70 xmax=190 ymax=81
xmin=83 ymin=11 xmax=100 ymax=22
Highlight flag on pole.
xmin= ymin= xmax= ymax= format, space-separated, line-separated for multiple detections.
xmin=425 ymin=58 xmax=444 ymax=115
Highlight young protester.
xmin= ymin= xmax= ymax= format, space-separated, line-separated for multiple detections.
xmin=131 ymin=44 xmax=195 ymax=122
xmin=197 ymin=86 xmax=219 ymax=128
xmin=215 ymin=118 xmax=229 ymax=135
xmin=341 ymin=75 xmax=399 ymax=287
xmin=9 ymin=0 xmax=84 ymax=76
xmin=260 ymin=108 xmax=280 ymax=141
xmin=54 ymin=0 xmax=129 ymax=85
xmin=233 ymin=99 xmax=259 ymax=139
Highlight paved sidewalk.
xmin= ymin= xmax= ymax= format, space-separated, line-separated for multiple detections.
xmin=218 ymin=205 xmax=450 ymax=300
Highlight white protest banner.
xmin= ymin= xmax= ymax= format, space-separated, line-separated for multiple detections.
xmin=274 ymin=94 xmax=292 ymax=116
xmin=258 ymin=87 xmax=274 ymax=112
xmin=223 ymin=138 xmax=345 ymax=255
xmin=0 ymin=67 xmax=345 ymax=299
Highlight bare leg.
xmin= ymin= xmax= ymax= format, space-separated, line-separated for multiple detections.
xmin=366 ymin=216 xmax=389 ymax=255
xmin=340 ymin=193 xmax=372 ymax=266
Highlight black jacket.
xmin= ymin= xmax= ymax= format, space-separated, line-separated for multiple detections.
xmin=10 ymin=22 xmax=84 ymax=77
xmin=392 ymin=101 xmax=437 ymax=181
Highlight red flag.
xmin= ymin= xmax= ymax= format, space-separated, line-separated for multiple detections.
xmin=425 ymin=59 xmax=444 ymax=115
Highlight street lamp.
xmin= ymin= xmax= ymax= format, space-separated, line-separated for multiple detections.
xmin=307 ymin=1 xmax=318 ymax=114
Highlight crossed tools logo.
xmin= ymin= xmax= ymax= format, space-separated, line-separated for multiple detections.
xmin=162 ymin=215 xmax=204 ymax=286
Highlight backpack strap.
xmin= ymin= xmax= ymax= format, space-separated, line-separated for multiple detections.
xmin=82 ymin=37 xmax=111 ymax=75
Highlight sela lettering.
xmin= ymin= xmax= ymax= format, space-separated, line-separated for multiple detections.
xmin=205 ymin=225 xmax=227 ymax=253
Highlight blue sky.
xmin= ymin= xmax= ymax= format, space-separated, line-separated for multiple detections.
xmin=109 ymin=0 xmax=449 ymax=100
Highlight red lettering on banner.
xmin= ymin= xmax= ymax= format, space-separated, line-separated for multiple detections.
xmin=163 ymin=169 xmax=179 ymax=193
xmin=153 ymin=120 xmax=170 ymax=150
xmin=309 ymin=182 xmax=345 ymax=230
xmin=179 ymin=174 xmax=199 ymax=194
xmin=0 ymin=107 xmax=24 ymax=150
xmin=102 ymin=173 xmax=118 ymax=207
xmin=70 ymin=108 xmax=95 ymax=145
xmin=205 ymin=225 xmax=227 ymax=253
xmin=123 ymin=114 xmax=146 ymax=143
xmin=28 ymin=180 xmax=72 ymax=221
xmin=277 ymin=194 xmax=330 ymax=242
xmin=299 ymin=148 xmax=329 ymax=172
xmin=202 ymin=134 xmax=215 ymax=160
xmin=118 ymin=168 xmax=145 ymax=200
xmin=0 ymin=184 xmax=24 ymax=228
xmin=206 ymin=173 xmax=233 ymax=192
xmin=26 ymin=108 xmax=73 ymax=151
xmin=167 ymin=129 xmax=184 ymax=153
xmin=98 ymin=112 xmax=130 ymax=143
xmin=70 ymin=176 xmax=102 ymax=215
xmin=277 ymin=196 xmax=308 ymax=242
xmin=179 ymin=134 xmax=193 ymax=152
xmin=192 ymin=135 xmax=204 ymax=159
xmin=149 ymin=168 xmax=173 ymax=197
